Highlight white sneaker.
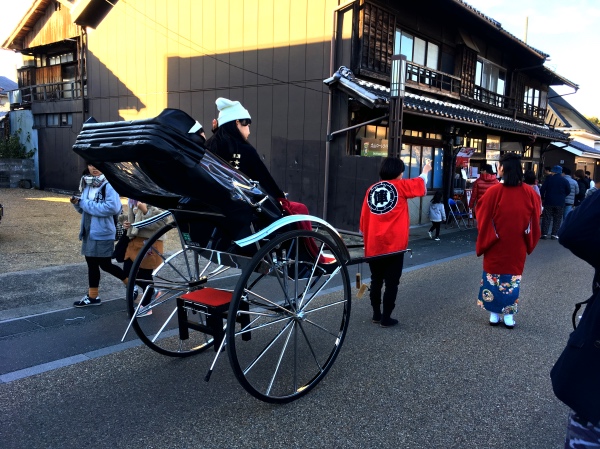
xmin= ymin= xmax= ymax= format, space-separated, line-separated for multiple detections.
xmin=434 ymin=237 xmax=440 ymax=241
xmin=489 ymin=312 xmax=500 ymax=326
xmin=428 ymin=231 xmax=433 ymax=239
xmin=503 ymin=314 xmax=515 ymax=329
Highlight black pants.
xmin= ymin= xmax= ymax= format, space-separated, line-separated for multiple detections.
xmin=428 ymin=221 xmax=441 ymax=237
xmin=368 ymin=253 xmax=405 ymax=310
xmin=85 ymin=256 xmax=127 ymax=288
xmin=541 ymin=205 xmax=564 ymax=236
xmin=123 ymin=259 xmax=154 ymax=305
xmin=123 ymin=259 xmax=153 ymax=288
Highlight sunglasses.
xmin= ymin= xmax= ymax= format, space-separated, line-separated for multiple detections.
xmin=238 ymin=119 xmax=251 ymax=127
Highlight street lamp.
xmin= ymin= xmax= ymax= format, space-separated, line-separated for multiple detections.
xmin=389 ymin=54 xmax=407 ymax=158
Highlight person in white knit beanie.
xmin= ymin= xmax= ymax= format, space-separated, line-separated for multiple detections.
xmin=206 ymin=97 xmax=285 ymax=200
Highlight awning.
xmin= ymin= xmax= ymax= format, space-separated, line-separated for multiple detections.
xmin=549 ymin=141 xmax=600 ymax=159
xmin=324 ymin=66 xmax=571 ymax=142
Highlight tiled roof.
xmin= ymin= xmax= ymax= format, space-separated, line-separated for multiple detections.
xmin=0 ymin=76 xmax=18 ymax=91
xmin=549 ymin=140 xmax=600 ymax=159
xmin=569 ymin=140 xmax=600 ymax=155
xmin=453 ymin=0 xmax=549 ymax=58
xmin=324 ymin=67 xmax=570 ymax=142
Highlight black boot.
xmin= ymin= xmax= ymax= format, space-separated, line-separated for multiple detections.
xmin=380 ymin=303 xmax=398 ymax=328
xmin=371 ymin=301 xmax=382 ymax=323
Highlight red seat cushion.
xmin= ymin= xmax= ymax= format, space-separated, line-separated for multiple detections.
xmin=180 ymin=288 xmax=232 ymax=307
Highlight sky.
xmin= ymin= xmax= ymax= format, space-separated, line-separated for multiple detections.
xmin=0 ymin=0 xmax=599 ymax=117
xmin=451 ymin=0 xmax=600 ymax=117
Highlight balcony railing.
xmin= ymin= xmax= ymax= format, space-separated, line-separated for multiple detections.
xmin=473 ymin=86 xmax=513 ymax=110
xmin=471 ymin=86 xmax=546 ymax=122
xmin=521 ymin=103 xmax=546 ymax=121
xmin=9 ymin=81 xmax=84 ymax=106
xmin=405 ymin=62 xmax=461 ymax=96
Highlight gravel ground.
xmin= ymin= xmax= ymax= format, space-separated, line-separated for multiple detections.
xmin=0 ymin=187 xmax=83 ymax=274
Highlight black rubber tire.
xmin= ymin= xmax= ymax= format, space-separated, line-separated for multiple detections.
xmin=226 ymin=229 xmax=351 ymax=403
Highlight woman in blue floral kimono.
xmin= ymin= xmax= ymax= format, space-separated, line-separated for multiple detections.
xmin=475 ymin=153 xmax=541 ymax=328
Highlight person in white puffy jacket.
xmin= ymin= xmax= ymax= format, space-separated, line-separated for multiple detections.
xmin=427 ymin=190 xmax=446 ymax=241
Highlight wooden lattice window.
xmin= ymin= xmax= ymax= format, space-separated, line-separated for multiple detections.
xmin=460 ymin=47 xmax=477 ymax=98
xmin=361 ymin=2 xmax=395 ymax=75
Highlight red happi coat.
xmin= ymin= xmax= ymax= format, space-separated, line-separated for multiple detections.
xmin=360 ymin=177 xmax=427 ymax=257
xmin=475 ymin=183 xmax=541 ymax=274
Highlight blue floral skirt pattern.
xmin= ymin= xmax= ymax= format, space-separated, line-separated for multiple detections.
xmin=477 ymin=272 xmax=521 ymax=314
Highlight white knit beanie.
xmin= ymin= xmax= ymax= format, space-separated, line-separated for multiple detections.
xmin=215 ymin=97 xmax=251 ymax=126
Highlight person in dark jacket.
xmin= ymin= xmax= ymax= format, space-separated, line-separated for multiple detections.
xmin=555 ymin=189 xmax=600 ymax=446
xmin=539 ymin=165 xmax=570 ymax=239
xmin=584 ymin=171 xmax=592 ymax=190
xmin=574 ymin=169 xmax=587 ymax=206
xmin=205 ymin=97 xmax=285 ymax=200
xmin=468 ymin=164 xmax=498 ymax=218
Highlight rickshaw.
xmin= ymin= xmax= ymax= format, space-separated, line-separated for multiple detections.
xmin=73 ymin=109 xmax=404 ymax=403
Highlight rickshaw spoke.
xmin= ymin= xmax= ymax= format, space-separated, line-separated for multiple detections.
xmin=266 ymin=322 xmax=296 ymax=396
xmin=151 ymin=306 xmax=178 ymax=343
xmin=242 ymin=318 xmax=294 ymax=376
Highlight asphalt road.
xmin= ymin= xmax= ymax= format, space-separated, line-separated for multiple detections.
xmin=0 ymin=231 xmax=591 ymax=449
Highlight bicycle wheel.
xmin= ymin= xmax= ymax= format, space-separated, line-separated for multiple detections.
xmin=126 ymin=222 xmax=242 ymax=357
xmin=226 ymin=229 xmax=351 ymax=403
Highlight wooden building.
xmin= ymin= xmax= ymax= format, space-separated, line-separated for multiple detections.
xmin=545 ymin=87 xmax=600 ymax=180
xmin=3 ymin=0 xmax=578 ymax=230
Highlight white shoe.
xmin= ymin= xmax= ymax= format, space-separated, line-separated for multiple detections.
xmin=434 ymin=237 xmax=440 ymax=241
xmin=503 ymin=314 xmax=515 ymax=329
xmin=428 ymin=231 xmax=433 ymax=239
xmin=489 ymin=312 xmax=500 ymax=326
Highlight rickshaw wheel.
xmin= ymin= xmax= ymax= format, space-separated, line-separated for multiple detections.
xmin=226 ymin=229 xmax=351 ymax=403
xmin=127 ymin=222 xmax=239 ymax=357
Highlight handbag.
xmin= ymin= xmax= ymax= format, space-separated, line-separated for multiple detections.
xmin=550 ymin=290 xmax=600 ymax=424
xmin=112 ymin=233 xmax=129 ymax=262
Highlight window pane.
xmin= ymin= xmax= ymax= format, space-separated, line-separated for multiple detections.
xmin=422 ymin=146 xmax=433 ymax=188
xmin=539 ymin=90 xmax=548 ymax=109
xmin=475 ymin=61 xmax=482 ymax=86
xmin=414 ymin=37 xmax=426 ymax=66
xmin=497 ymin=70 xmax=506 ymax=95
xmin=426 ymin=43 xmax=439 ymax=70
xmin=376 ymin=126 xmax=387 ymax=139
xmin=408 ymin=145 xmax=422 ymax=179
xmin=400 ymin=32 xmax=414 ymax=61
xmin=481 ymin=62 xmax=492 ymax=90
xmin=400 ymin=144 xmax=411 ymax=168
xmin=433 ymin=147 xmax=443 ymax=189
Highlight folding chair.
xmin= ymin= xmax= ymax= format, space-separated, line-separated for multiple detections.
xmin=447 ymin=198 xmax=470 ymax=230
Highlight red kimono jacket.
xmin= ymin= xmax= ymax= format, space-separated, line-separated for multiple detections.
xmin=475 ymin=183 xmax=541 ymax=274
xmin=360 ymin=177 xmax=426 ymax=257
